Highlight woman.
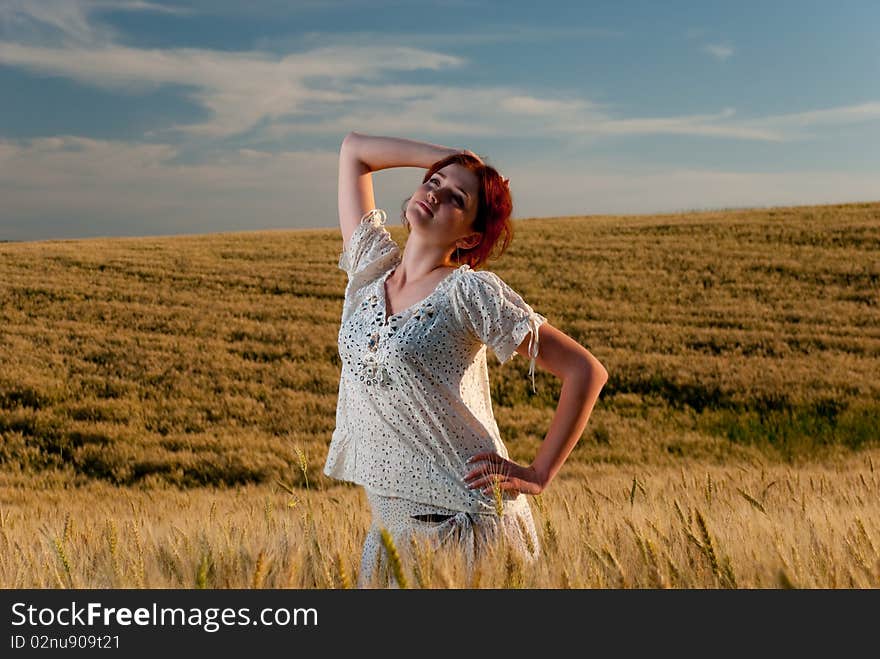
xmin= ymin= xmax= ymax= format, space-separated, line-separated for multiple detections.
xmin=325 ymin=131 xmax=609 ymax=587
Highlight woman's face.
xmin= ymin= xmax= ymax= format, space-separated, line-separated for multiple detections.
xmin=406 ymin=164 xmax=479 ymax=238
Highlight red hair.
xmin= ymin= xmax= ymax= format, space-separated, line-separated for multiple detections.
xmin=400 ymin=153 xmax=513 ymax=270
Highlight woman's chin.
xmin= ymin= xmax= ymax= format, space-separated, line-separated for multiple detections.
xmin=407 ymin=213 xmax=432 ymax=228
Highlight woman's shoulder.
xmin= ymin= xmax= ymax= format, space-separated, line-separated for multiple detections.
xmin=447 ymin=267 xmax=519 ymax=319
xmin=456 ymin=266 xmax=509 ymax=293
xmin=453 ymin=266 xmax=539 ymax=317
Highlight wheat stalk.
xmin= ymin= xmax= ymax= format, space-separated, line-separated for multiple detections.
xmin=251 ymin=550 xmax=267 ymax=589
xmin=379 ymin=528 xmax=407 ymax=589
xmin=263 ymin=497 xmax=274 ymax=530
xmin=105 ymin=519 xmax=122 ymax=587
xmin=625 ymin=518 xmax=662 ymax=588
xmin=62 ymin=512 xmax=73 ymax=545
xmin=285 ymin=554 xmax=298 ymax=589
xmin=161 ymin=542 xmax=184 ymax=587
xmin=128 ymin=520 xmax=146 ymax=588
xmin=52 ymin=537 xmax=74 ymax=588
xmin=517 ymin=515 xmax=538 ymax=556
xmin=628 ymin=476 xmax=646 ymax=506
xmin=195 ymin=552 xmax=210 ymax=589
xmin=736 ymin=487 xmax=768 ymax=515
xmin=503 ymin=548 xmax=524 ymax=589
xmin=777 ymin=568 xmax=797 ymax=588
xmin=295 ymin=445 xmax=309 ymax=490
xmin=334 ymin=552 xmax=352 ymax=589
xmin=693 ymin=509 xmax=737 ymax=588
xmin=601 ymin=545 xmax=627 ymax=588
xmin=643 ymin=539 xmax=667 ymax=588
xmin=694 ymin=509 xmax=720 ymax=578
xmin=409 ymin=536 xmax=434 ymax=589
xmin=490 ymin=474 xmax=504 ymax=518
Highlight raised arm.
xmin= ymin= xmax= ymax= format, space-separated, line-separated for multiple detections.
xmin=337 ymin=131 xmax=465 ymax=250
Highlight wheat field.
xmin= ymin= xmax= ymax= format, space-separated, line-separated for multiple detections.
xmin=1 ymin=455 xmax=878 ymax=588
xmin=1 ymin=200 xmax=878 ymax=587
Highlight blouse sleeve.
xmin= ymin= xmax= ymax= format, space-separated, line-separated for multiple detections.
xmin=452 ymin=270 xmax=548 ymax=394
xmin=338 ymin=209 xmax=400 ymax=284
xmin=337 ymin=210 xmax=400 ymax=326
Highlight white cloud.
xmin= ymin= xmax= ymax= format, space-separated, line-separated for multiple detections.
xmin=1 ymin=4 xmax=876 ymax=242
xmin=0 ymin=135 xmax=340 ymax=239
xmin=9 ymin=26 xmax=872 ymax=146
xmin=1 ymin=3 xmax=876 ymax=147
xmin=2 ymin=30 xmax=879 ymax=147
xmin=0 ymin=0 xmax=191 ymax=46
xmin=0 ymin=40 xmax=463 ymax=136
xmin=2 ymin=135 xmax=878 ymax=242
xmin=256 ymin=25 xmax=625 ymax=51
xmin=755 ymin=102 xmax=880 ymax=128
xmin=0 ymin=0 xmax=113 ymax=45
xmin=262 ymin=84 xmax=610 ymax=140
xmin=571 ymin=108 xmax=786 ymax=142
xmin=499 ymin=95 xmax=594 ymax=116
xmin=101 ymin=1 xmax=194 ymax=15
xmin=704 ymin=43 xmax=734 ymax=60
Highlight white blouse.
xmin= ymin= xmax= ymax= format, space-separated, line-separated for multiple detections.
xmin=324 ymin=209 xmax=548 ymax=514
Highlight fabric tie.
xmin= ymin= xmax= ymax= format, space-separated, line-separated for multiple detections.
xmin=526 ymin=312 xmax=542 ymax=394
xmin=437 ymin=511 xmax=477 ymax=567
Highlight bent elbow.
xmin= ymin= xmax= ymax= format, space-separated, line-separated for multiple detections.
xmin=562 ymin=358 xmax=604 ymax=383
xmin=341 ymin=131 xmax=362 ymax=152
xmin=579 ymin=355 xmax=608 ymax=384
xmin=591 ymin=365 xmax=609 ymax=384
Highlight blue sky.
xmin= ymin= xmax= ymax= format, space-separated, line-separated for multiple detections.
xmin=1 ymin=0 xmax=878 ymax=241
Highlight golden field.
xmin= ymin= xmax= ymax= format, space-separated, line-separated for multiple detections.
xmin=0 ymin=200 xmax=878 ymax=587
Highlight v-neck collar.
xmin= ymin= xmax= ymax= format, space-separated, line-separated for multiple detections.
xmin=378 ymin=263 xmax=469 ymax=327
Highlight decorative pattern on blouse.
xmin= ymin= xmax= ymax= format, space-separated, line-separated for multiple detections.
xmin=359 ymin=292 xmax=392 ymax=388
xmin=328 ymin=208 xmax=548 ymax=514
xmin=356 ymin=269 xmax=439 ymax=390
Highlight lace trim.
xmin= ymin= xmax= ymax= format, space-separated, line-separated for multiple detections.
xmin=338 ymin=209 xmax=389 ymax=271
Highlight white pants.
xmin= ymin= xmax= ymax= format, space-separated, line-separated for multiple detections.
xmin=359 ymin=488 xmax=541 ymax=588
